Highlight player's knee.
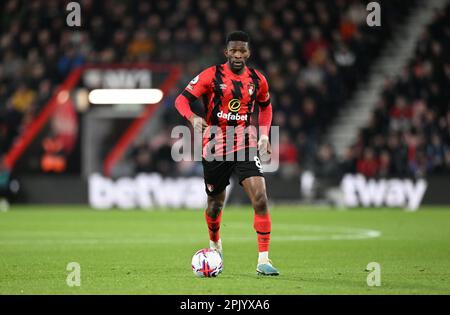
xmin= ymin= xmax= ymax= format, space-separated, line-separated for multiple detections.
xmin=252 ymin=192 xmax=268 ymax=215
xmin=211 ymin=200 xmax=223 ymax=213
xmin=207 ymin=199 xmax=224 ymax=218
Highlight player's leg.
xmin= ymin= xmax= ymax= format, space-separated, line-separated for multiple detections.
xmin=202 ymin=159 xmax=233 ymax=256
xmin=241 ymin=175 xmax=279 ymax=276
xmin=205 ymin=190 xmax=225 ymax=254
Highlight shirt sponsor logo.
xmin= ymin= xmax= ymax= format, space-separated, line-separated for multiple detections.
xmin=228 ymin=99 xmax=241 ymax=112
xmin=217 ymin=110 xmax=248 ymax=121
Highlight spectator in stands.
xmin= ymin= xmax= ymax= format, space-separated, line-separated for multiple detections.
xmin=132 ymin=140 xmax=156 ymax=174
xmin=10 ymin=83 xmax=35 ymax=114
xmin=426 ymin=133 xmax=447 ymax=172
xmin=303 ymin=27 xmax=329 ymax=63
xmin=57 ymin=47 xmax=85 ymax=77
xmin=314 ymin=143 xmax=340 ymax=179
xmin=127 ymin=28 xmax=155 ymax=61
xmin=389 ymin=96 xmax=412 ymax=132
xmin=301 ymin=98 xmax=319 ymax=139
xmin=340 ymin=146 xmax=357 ymax=174
xmin=377 ymin=150 xmax=392 ymax=178
xmin=357 ymin=148 xmax=378 ymax=178
xmin=277 ymin=132 xmax=299 ymax=179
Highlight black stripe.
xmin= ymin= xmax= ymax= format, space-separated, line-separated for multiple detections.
xmin=211 ymin=65 xmax=224 ymax=126
xmin=228 ymin=81 xmax=243 ymax=153
xmin=256 ymin=231 xmax=271 ymax=235
xmin=208 ymin=227 xmax=220 ymax=232
xmin=181 ymin=90 xmax=197 ymax=102
xmin=211 ymin=65 xmax=225 ymax=155
xmin=248 ymin=68 xmax=261 ymax=148
xmin=231 ymin=80 xmax=243 ymax=99
xmin=202 ymin=94 xmax=209 ymax=117
xmin=248 ymin=68 xmax=260 ymax=99
xmin=248 ymin=68 xmax=260 ymax=116
xmin=258 ymin=99 xmax=271 ymax=107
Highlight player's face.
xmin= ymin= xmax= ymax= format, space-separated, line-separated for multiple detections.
xmin=224 ymin=41 xmax=250 ymax=73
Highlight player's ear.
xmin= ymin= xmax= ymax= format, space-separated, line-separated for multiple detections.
xmin=224 ymin=48 xmax=229 ymax=58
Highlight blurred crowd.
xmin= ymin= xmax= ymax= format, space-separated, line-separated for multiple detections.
xmin=3 ymin=0 xmax=447 ymax=180
xmin=125 ymin=0 xmax=415 ymax=178
xmin=345 ymin=4 xmax=450 ymax=178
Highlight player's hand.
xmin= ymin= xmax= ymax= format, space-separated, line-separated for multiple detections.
xmin=258 ymin=135 xmax=272 ymax=156
xmin=188 ymin=114 xmax=208 ymax=133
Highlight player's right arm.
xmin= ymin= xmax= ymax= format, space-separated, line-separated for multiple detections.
xmin=175 ymin=67 xmax=214 ymax=132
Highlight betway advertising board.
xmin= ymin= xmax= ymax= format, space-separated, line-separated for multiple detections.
xmin=89 ymin=173 xmax=206 ymax=209
xmin=87 ymin=173 xmax=442 ymax=211
xmin=340 ymin=174 xmax=427 ymax=211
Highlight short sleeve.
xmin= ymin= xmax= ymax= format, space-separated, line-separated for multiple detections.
xmin=256 ymin=72 xmax=271 ymax=106
xmin=182 ymin=67 xmax=214 ymax=100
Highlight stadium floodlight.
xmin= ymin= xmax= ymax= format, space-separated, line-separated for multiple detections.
xmin=88 ymin=89 xmax=164 ymax=105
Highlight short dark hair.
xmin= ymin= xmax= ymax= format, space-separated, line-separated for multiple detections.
xmin=226 ymin=31 xmax=250 ymax=45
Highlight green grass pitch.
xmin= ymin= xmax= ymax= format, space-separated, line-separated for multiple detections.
xmin=1 ymin=205 xmax=450 ymax=294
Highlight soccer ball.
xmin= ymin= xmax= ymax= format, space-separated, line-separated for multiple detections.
xmin=191 ymin=248 xmax=223 ymax=277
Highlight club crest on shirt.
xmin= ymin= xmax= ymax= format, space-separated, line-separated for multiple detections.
xmin=220 ymin=83 xmax=227 ymax=90
xmin=190 ymin=75 xmax=199 ymax=85
xmin=248 ymin=83 xmax=255 ymax=96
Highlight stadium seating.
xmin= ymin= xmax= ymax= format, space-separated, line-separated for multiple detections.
xmin=346 ymin=3 xmax=450 ymax=178
xmin=0 ymin=0 xmax=421 ymax=177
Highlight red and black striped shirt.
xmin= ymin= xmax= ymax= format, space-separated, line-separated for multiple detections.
xmin=176 ymin=62 xmax=272 ymax=157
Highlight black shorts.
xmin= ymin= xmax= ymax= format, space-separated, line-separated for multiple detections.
xmin=202 ymin=150 xmax=264 ymax=196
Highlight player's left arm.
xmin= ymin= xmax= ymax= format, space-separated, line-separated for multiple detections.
xmin=256 ymin=73 xmax=273 ymax=155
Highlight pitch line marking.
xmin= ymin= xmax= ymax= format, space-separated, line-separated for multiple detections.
xmin=0 ymin=224 xmax=381 ymax=245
